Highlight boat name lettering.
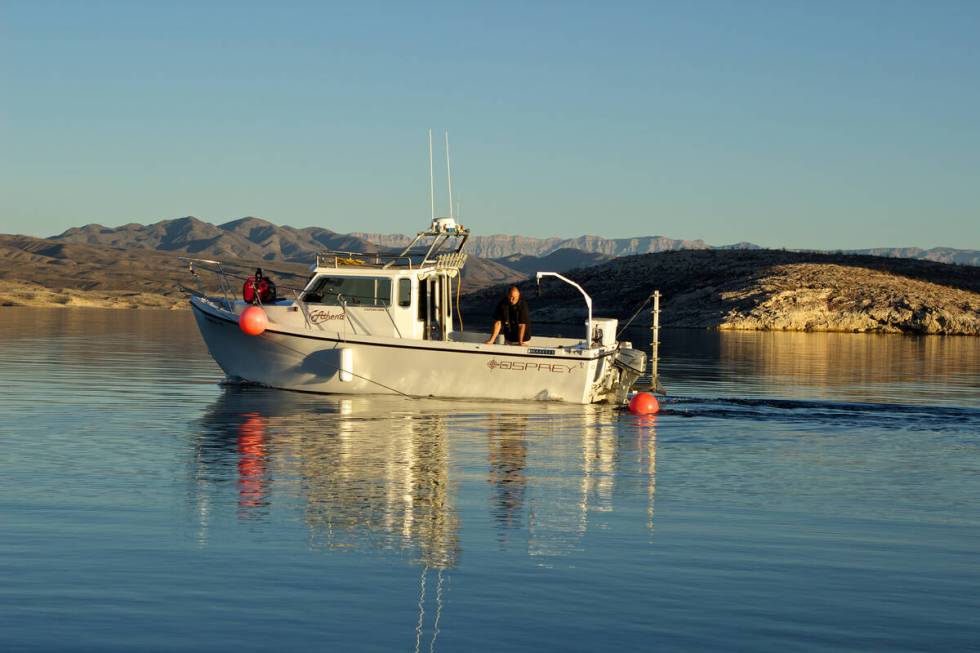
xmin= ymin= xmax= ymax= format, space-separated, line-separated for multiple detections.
xmin=487 ymin=359 xmax=576 ymax=374
xmin=309 ymin=310 xmax=346 ymax=324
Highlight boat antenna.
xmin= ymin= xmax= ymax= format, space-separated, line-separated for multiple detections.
xmin=445 ymin=131 xmax=454 ymax=220
xmin=428 ymin=129 xmax=435 ymax=223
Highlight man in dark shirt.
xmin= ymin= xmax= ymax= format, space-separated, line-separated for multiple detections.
xmin=486 ymin=286 xmax=531 ymax=345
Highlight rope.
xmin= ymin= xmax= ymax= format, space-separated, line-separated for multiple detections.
xmin=616 ymin=294 xmax=653 ymax=338
xmin=455 ymin=274 xmax=464 ymax=332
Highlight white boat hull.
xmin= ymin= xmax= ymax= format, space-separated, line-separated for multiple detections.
xmin=191 ymin=297 xmax=638 ymax=404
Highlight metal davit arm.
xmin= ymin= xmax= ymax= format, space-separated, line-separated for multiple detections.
xmin=535 ymin=272 xmax=593 ymax=346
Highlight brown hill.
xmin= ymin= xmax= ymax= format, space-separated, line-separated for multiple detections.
xmin=52 ymin=216 xmax=379 ymax=262
xmin=459 ymin=257 xmax=525 ymax=290
xmin=0 ymin=235 xmax=311 ymax=309
xmin=462 ymin=249 xmax=980 ymax=335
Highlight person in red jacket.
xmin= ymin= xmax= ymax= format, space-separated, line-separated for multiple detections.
xmin=243 ymin=268 xmax=277 ymax=304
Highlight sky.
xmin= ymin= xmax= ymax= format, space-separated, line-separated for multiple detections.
xmin=1 ymin=0 xmax=978 ymax=249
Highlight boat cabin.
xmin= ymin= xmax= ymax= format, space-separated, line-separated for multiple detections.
xmin=298 ymin=259 xmax=460 ymax=341
xmin=295 ymin=220 xmax=468 ymax=342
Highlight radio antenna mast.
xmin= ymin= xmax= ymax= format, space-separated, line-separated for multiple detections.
xmin=445 ymin=131 xmax=454 ymax=220
xmin=428 ymin=129 xmax=436 ymax=222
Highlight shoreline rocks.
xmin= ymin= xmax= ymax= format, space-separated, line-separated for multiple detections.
xmin=0 ymin=281 xmax=183 ymax=310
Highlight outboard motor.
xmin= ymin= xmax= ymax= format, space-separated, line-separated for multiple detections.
xmin=607 ymin=345 xmax=647 ymax=404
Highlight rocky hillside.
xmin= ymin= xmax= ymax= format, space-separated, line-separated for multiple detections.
xmin=0 ymin=235 xmax=313 ymax=309
xmin=716 ymin=264 xmax=978 ymax=334
xmin=53 ymin=216 xmax=376 ymax=262
xmin=462 ymin=250 xmax=980 ymax=335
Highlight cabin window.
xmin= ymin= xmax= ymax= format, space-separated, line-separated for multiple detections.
xmin=398 ymin=278 xmax=412 ymax=307
xmin=303 ymin=276 xmax=392 ymax=307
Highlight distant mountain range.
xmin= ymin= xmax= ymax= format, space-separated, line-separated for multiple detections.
xmin=845 ymin=247 xmax=979 ymax=266
xmin=46 ymin=216 xmax=980 ymax=275
xmin=352 ymin=231 xmax=716 ymax=258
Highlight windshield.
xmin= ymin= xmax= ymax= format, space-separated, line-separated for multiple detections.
xmin=302 ymin=276 xmax=392 ymax=307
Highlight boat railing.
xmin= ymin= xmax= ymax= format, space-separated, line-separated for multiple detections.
xmin=178 ymin=256 xmax=310 ymax=311
xmin=314 ymin=244 xmax=469 ymax=272
xmin=314 ymin=251 xmax=417 ymax=270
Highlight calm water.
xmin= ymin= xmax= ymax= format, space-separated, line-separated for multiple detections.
xmin=1 ymin=308 xmax=978 ymax=652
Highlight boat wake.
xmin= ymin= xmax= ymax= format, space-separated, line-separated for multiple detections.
xmin=656 ymin=396 xmax=980 ymax=432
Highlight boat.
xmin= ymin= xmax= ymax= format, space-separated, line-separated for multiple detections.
xmin=184 ymin=217 xmax=647 ymax=404
xmin=185 ymin=132 xmax=648 ymax=404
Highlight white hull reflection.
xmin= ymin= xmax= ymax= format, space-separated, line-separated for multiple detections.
xmin=192 ymin=390 xmax=657 ymax=564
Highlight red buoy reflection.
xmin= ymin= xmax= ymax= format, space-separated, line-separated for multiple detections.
xmin=237 ymin=412 xmax=268 ymax=514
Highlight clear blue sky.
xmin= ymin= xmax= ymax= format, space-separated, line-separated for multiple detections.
xmin=2 ymin=0 xmax=978 ymax=249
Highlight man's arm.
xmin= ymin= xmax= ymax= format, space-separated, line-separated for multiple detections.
xmin=485 ymin=320 xmax=502 ymax=345
xmin=517 ymin=300 xmax=529 ymax=345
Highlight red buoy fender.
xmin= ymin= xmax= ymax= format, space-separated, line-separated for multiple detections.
xmin=239 ymin=306 xmax=268 ymax=336
xmin=628 ymin=392 xmax=660 ymax=415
